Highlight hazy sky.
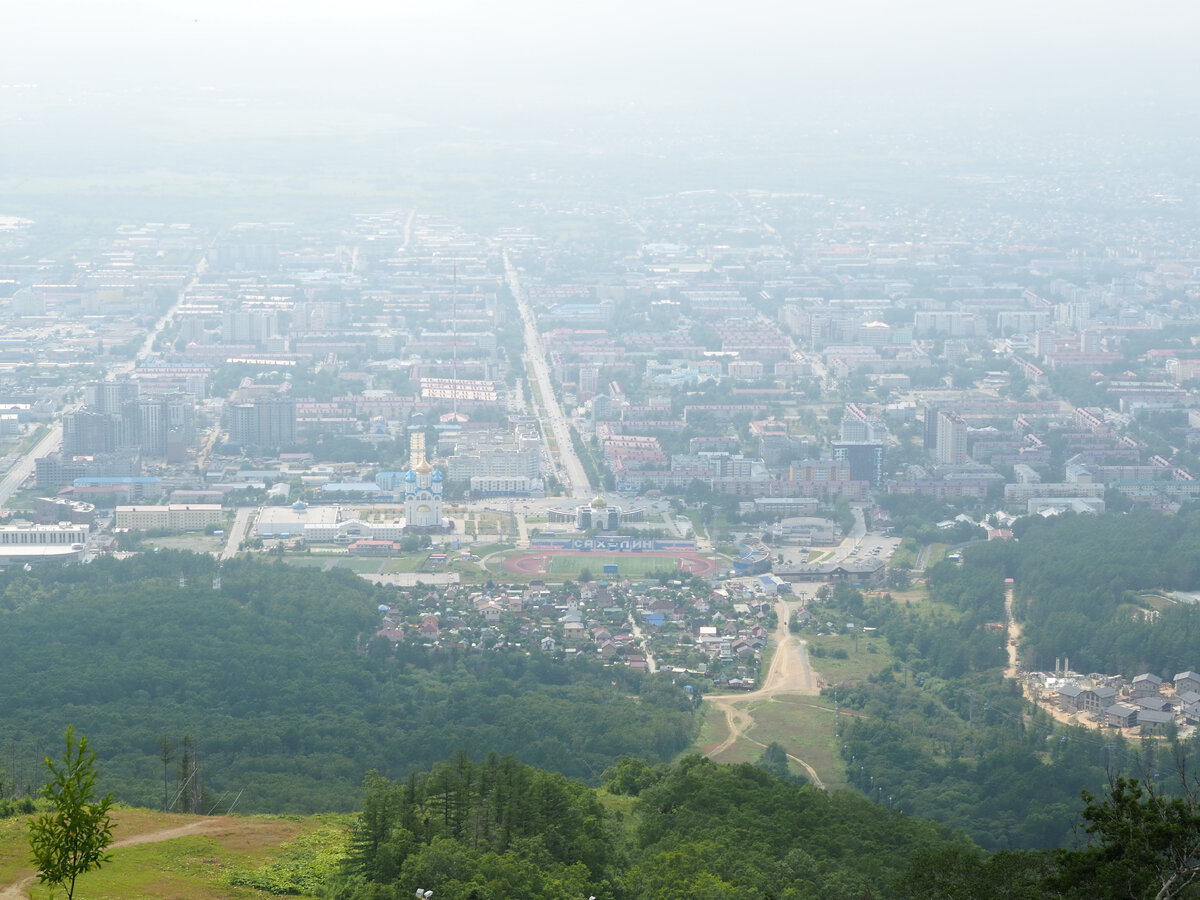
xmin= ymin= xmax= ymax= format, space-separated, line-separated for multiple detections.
xmin=2 ymin=0 xmax=1198 ymax=203
xmin=6 ymin=0 xmax=1198 ymax=112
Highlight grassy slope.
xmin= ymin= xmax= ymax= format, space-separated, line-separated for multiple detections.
xmin=0 ymin=808 xmax=336 ymax=900
xmin=684 ymin=597 xmax=903 ymax=788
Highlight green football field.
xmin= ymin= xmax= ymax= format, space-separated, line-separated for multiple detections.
xmin=545 ymin=553 xmax=684 ymax=576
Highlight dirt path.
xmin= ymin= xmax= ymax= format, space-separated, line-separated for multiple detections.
xmin=704 ymin=596 xmax=829 ymax=787
xmin=1004 ymin=583 xmax=1022 ymax=680
xmin=0 ymin=817 xmax=245 ymax=899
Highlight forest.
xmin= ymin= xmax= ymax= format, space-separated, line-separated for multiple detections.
xmin=792 ymin=506 xmax=1200 ymax=854
xmin=805 ymin=571 xmax=1187 ymax=851
xmin=325 ymin=752 xmax=1200 ymax=899
xmin=969 ymin=507 xmax=1200 ymax=676
xmin=0 ymin=552 xmax=696 ymax=812
xmin=329 ymin=753 xmax=970 ymax=900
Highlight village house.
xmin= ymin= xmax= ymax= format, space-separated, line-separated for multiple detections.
xmin=1057 ymin=684 xmax=1084 ymax=712
xmin=1107 ymin=703 xmax=1139 ymax=728
xmin=1134 ymin=695 xmax=1171 ymax=712
xmin=1138 ymin=709 xmax=1174 ymax=734
xmin=418 ymin=614 xmax=440 ymax=641
xmin=1131 ymin=673 xmax=1163 ymax=697
xmin=1175 ymin=671 xmax=1200 ymax=695
xmin=1080 ymin=686 xmax=1117 ymax=714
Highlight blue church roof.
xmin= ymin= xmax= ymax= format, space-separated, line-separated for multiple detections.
xmin=431 ymin=470 xmax=442 ymax=482
xmin=404 ymin=470 xmax=417 ymax=482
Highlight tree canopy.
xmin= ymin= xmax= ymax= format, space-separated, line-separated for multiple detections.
xmin=0 ymin=552 xmax=696 ymax=812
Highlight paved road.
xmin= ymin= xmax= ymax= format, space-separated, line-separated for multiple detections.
xmin=220 ymin=507 xmax=255 ymax=560
xmin=111 ymin=257 xmax=208 ymax=378
xmin=0 ymin=423 xmax=62 ymax=510
xmin=504 ymin=252 xmax=592 ymax=499
xmin=402 ymin=208 xmax=416 ymax=250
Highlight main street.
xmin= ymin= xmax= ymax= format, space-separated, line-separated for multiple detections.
xmin=0 ymin=255 xmax=209 ymax=513
xmin=0 ymin=423 xmax=62 ymax=509
xmin=221 ymin=507 xmax=255 ymax=560
xmin=503 ymin=252 xmax=592 ymax=500
xmin=112 ymin=256 xmax=208 ymax=379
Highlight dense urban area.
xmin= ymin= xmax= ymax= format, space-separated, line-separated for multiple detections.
xmin=6 ymin=27 xmax=1200 ymax=892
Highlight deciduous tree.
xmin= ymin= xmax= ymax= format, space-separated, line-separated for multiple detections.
xmin=28 ymin=727 xmax=115 ymax=900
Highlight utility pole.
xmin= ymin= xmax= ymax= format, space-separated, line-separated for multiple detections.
xmin=966 ymin=690 xmax=978 ymax=726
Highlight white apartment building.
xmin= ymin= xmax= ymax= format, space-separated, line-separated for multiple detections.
xmin=116 ymin=505 xmax=223 ymax=531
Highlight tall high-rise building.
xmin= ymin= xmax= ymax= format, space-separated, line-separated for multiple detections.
xmin=137 ymin=397 xmax=169 ymax=458
xmin=165 ymin=393 xmax=196 ymax=462
xmin=578 ymin=364 xmax=599 ymax=396
xmin=221 ymin=310 xmax=278 ymax=346
xmin=840 ymin=404 xmax=870 ymax=442
xmin=936 ymin=411 xmax=968 ymax=465
xmin=923 ymin=402 xmax=942 ymax=451
xmin=259 ymin=396 xmax=296 ymax=449
xmin=71 ymin=380 xmax=195 ymax=461
xmin=62 ymin=411 xmax=121 ymax=457
xmin=226 ymin=403 xmax=257 ymax=448
xmin=227 ymin=396 xmax=296 ymax=452
xmin=83 ymin=379 xmax=139 ymax=415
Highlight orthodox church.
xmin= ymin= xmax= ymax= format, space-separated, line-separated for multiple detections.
xmin=402 ymin=433 xmax=450 ymax=533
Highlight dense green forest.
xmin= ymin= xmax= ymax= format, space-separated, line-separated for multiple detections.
xmin=805 ymin=573 xmax=1173 ymax=851
xmin=326 ymin=753 xmax=1200 ymax=899
xmin=0 ymin=553 xmax=696 ymax=812
xmin=951 ymin=507 xmax=1200 ymax=675
xmin=839 ymin=681 xmax=1122 ymax=851
xmin=331 ymin=754 xmax=970 ymax=900
xmin=800 ymin=507 xmax=1200 ymax=853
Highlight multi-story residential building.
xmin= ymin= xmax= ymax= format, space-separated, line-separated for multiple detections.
xmin=935 ymin=411 xmax=968 ymax=465
xmin=447 ymin=430 xmax=541 ymax=481
xmin=227 ymin=396 xmax=297 ymax=451
xmin=116 ymin=504 xmax=223 ymax=531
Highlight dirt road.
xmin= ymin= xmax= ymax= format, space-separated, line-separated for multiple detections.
xmin=704 ymin=597 xmax=828 ymax=788
xmin=0 ymin=817 xmax=259 ymax=899
xmin=1004 ymin=583 xmax=1022 ymax=680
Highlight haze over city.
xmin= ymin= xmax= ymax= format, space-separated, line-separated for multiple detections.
xmin=4 ymin=3 xmax=1200 ymax=899
xmin=4 ymin=0 xmax=1200 ymax=207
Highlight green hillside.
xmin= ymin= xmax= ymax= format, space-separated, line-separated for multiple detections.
xmin=3 ymin=753 xmax=1195 ymax=898
xmin=0 ymin=553 xmax=695 ymax=813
